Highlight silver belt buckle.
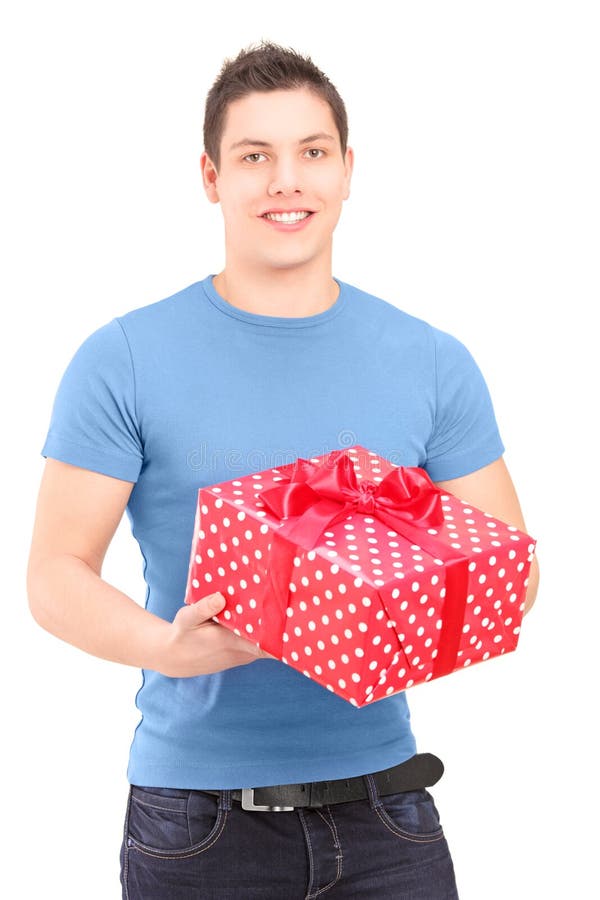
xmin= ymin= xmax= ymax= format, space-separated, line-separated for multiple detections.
xmin=241 ymin=788 xmax=295 ymax=812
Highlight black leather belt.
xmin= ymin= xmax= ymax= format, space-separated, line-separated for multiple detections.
xmin=202 ymin=752 xmax=444 ymax=812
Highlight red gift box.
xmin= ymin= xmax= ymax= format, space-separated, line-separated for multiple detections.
xmin=184 ymin=446 xmax=536 ymax=707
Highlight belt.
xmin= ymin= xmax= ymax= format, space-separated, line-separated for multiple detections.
xmin=202 ymin=752 xmax=444 ymax=812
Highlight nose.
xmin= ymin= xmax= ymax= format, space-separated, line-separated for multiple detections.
xmin=267 ymin=155 xmax=303 ymax=197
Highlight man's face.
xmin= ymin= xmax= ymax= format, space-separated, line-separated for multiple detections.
xmin=201 ymin=88 xmax=353 ymax=273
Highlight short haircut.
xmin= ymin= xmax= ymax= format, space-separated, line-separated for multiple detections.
xmin=203 ymin=40 xmax=349 ymax=172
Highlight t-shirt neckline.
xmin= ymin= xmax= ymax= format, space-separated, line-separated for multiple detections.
xmin=201 ymin=274 xmax=347 ymax=328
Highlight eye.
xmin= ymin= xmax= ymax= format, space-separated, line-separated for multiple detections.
xmin=243 ymin=152 xmax=267 ymax=163
xmin=305 ymin=148 xmax=325 ymax=159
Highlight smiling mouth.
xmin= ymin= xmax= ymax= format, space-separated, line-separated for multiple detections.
xmin=261 ymin=211 xmax=314 ymax=223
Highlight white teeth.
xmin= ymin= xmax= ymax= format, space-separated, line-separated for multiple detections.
xmin=264 ymin=211 xmax=311 ymax=223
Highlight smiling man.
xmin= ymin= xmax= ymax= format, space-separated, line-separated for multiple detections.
xmin=202 ymin=87 xmax=352 ymax=317
xmin=28 ymin=41 xmax=538 ymax=899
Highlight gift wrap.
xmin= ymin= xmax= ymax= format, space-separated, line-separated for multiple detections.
xmin=184 ymin=446 xmax=536 ymax=707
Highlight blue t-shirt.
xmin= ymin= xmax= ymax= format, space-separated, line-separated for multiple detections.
xmin=41 ymin=274 xmax=504 ymax=789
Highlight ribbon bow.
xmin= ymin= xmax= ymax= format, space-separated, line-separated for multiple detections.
xmin=258 ymin=449 xmax=445 ymax=549
xmin=256 ymin=450 xmax=468 ymax=680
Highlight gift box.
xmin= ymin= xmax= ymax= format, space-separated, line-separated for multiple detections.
xmin=184 ymin=446 xmax=536 ymax=707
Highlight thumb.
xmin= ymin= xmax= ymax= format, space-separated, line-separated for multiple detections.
xmin=181 ymin=591 xmax=225 ymax=625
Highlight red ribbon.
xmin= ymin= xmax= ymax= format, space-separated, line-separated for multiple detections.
xmin=256 ymin=450 xmax=469 ymax=681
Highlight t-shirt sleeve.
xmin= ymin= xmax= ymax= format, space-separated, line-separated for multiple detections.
xmin=41 ymin=318 xmax=143 ymax=482
xmin=423 ymin=326 xmax=505 ymax=482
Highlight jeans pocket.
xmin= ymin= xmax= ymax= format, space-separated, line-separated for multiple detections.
xmin=375 ymin=788 xmax=445 ymax=842
xmin=126 ymin=785 xmax=227 ymax=859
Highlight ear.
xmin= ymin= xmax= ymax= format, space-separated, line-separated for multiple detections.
xmin=200 ymin=152 xmax=220 ymax=204
xmin=342 ymin=146 xmax=354 ymax=201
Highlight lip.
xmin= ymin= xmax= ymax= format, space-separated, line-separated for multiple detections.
xmin=259 ymin=211 xmax=315 ymax=232
xmin=260 ymin=207 xmax=316 ymax=215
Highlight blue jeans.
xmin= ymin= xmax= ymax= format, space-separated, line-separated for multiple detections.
xmin=120 ymin=774 xmax=459 ymax=898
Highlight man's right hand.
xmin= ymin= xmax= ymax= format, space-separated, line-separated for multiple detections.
xmin=158 ymin=591 xmax=276 ymax=678
xmin=27 ymin=460 xmax=276 ymax=677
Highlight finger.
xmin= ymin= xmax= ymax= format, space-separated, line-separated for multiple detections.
xmin=231 ymin=633 xmax=269 ymax=659
xmin=251 ymin=644 xmax=277 ymax=660
xmin=180 ymin=591 xmax=225 ymax=625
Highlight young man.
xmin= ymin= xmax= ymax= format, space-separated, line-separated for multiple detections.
xmin=28 ymin=41 xmax=538 ymax=899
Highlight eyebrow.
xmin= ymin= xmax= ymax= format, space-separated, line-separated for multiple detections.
xmin=229 ymin=132 xmax=336 ymax=152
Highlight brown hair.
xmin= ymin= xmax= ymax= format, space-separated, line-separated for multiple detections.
xmin=203 ymin=40 xmax=348 ymax=172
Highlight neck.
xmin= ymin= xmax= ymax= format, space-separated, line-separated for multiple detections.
xmin=212 ymin=258 xmax=339 ymax=318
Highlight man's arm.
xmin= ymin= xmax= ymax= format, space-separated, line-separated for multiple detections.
xmin=26 ymin=459 xmax=269 ymax=675
xmin=434 ymin=456 xmax=539 ymax=616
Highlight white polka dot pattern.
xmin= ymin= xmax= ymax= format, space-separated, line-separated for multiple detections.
xmin=184 ymin=446 xmax=536 ymax=707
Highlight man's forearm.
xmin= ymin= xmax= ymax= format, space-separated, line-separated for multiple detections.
xmin=27 ymin=554 xmax=170 ymax=670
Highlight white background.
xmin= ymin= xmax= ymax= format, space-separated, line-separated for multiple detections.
xmin=2 ymin=1 xmax=598 ymax=897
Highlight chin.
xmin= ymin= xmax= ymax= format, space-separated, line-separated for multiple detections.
xmin=267 ymin=258 xmax=318 ymax=272
xmin=261 ymin=245 xmax=328 ymax=271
